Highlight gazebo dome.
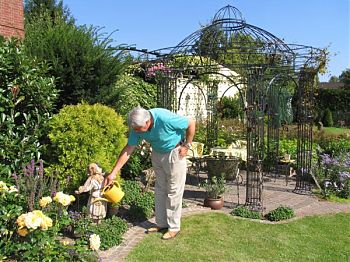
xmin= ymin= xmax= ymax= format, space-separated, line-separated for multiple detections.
xmin=167 ymin=5 xmax=295 ymax=68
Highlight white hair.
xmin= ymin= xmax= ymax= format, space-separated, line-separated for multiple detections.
xmin=128 ymin=106 xmax=151 ymax=128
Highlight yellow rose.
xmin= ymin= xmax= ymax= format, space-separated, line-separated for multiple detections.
xmin=0 ymin=181 xmax=9 ymax=192
xmin=89 ymin=234 xmax=100 ymax=251
xmin=17 ymin=228 xmax=29 ymax=237
xmin=8 ymin=185 xmax=18 ymax=193
xmin=54 ymin=192 xmax=74 ymax=206
xmin=40 ymin=215 xmax=53 ymax=230
xmin=32 ymin=210 xmax=45 ymax=217
xmin=24 ymin=212 xmax=42 ymax=229
xmin=53 ymin=191 xmax=64 ymax=202
xmin=16 ymin=214 xmax=26 ymax=228
xmin=60 ymin=195 xmax=71 ymax=206
xmin=69 ymin=195 xmax=76 ymax=203
xmin=39 ymin=196 xmax=52 ymax=208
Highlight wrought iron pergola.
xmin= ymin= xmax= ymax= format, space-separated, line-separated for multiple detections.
xmin=141 ymin=5 xmax=326 ymax=210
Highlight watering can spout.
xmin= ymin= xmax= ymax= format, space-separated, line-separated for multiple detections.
xmin=92 ymin=197 xmax=110 ymax=203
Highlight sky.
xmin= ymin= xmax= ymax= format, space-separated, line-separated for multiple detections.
xmin=63 ymin=0 xmax=349 ymax=82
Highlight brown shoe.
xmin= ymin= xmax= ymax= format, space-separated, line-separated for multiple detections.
xmin=146 ymin=227 xmax=168 ymax=234
xmin=161 ymin=230 xmax=180 ymax=240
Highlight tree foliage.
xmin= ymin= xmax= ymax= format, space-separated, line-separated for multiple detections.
xmin=24 ymin=2 xmax=130 ymax=109
xmin=339 ymin=69 xmax=350 ymax=88
xmin=99 ymin=74 xmax=157 ymax=117
xmin=0 ymin=37 xmax=57 ymax=178
xmin=24 ymin=0 xmax=74 ymax=24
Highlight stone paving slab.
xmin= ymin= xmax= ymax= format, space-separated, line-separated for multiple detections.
xmin=98 ymin=171 xmax=350 ymax=262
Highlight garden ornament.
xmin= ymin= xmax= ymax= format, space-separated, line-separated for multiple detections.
xmin=75 ymin=163 xmax=108 ymax=222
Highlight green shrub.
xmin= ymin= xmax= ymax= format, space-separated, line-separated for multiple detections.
xmin=0 ymin=182 xmax=26 ymax=259
xmin=120 ymin=180 xmax=143 ymax=206
xmin=119 ymin=180 xmax=155 ymax=221
xmin=279 ymin=139 xmax=298 ymax=159
xmin=323 ymin=108 xmax=334 ymax=127
xmin=122 ymin=142 xmax=152 ymax=180
xmin=231 ymin=206 xmax=262 ymax=219
xmin=266 ymin=206 xmax=295 ymax=221
xmin=46 ymin=103 xmax=127 ymax=191
xmin=318 ymin=138 xmax=350 ymax=156
xmin=129 ymin=191 xmax=155 ymax=221
xmin=0 ymin=37 xmax=57 ymax=178
xmin=218 ymin=96 xmax=243 ymax=119
xmin=87 ymin=216 xmax=128 ymax=250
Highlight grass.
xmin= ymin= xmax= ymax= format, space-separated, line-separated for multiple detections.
xmin=126 ymin=212 xmax=350 ymax=262
xmin=313 ymin=189 xmax=350 ymax=203
xmin=322 ymin=127 xmax=350 ymax=136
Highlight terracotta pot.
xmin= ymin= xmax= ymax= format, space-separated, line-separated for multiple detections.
xmin=204 ymin=197 xmax=224 ymax=210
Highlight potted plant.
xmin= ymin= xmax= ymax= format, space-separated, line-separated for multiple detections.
xmin=200 ymin=174 xmax=226 ymax=210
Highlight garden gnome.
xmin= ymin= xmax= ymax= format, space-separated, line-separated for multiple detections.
xmin=75 ymin=163 xmax=107 ymax=223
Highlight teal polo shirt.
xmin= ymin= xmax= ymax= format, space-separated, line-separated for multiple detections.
xmin=128 ymin=108 xmax=189 ymax=153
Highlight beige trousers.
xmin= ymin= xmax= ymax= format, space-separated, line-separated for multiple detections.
xmin=151 ymin=147 xmax=187 ymax=231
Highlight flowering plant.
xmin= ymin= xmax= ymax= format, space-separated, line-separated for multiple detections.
xmin=12 ymin=159 xmax=60 ymax=211
xmin=200 ymin=174 xmax=226 ymax=199
xmin=146 ymin=62 xmax=171 ymax=78
xmin=316 ymin=152 xmax=350 ymax=199
xmin=89 ymin=234 xmax=101 ymax=251
xmin=16 ymin=210 xmax=53 ymax=236
xmin=53 ymin=191 xmax=76 ymax=206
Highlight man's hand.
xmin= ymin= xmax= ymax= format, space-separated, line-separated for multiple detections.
xmin=104 ymin=173 xmax=115 ymax=187
xmin=179 ymin=145 xmax=189 ymax=158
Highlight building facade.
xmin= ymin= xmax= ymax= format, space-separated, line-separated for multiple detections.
xmin=0 ymin=0 xmax=24 ymax=39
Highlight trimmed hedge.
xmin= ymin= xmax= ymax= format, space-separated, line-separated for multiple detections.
xmin=46 ymin=103 xmax=127 ymax=191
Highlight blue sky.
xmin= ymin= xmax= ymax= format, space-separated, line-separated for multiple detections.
xmin=63 ymin=0 xmax=349 ymax=82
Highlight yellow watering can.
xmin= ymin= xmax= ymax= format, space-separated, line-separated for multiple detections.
xmin=93 ymin=181 xmax=125 ymax=204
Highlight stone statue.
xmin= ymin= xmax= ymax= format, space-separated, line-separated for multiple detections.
xmin=75 ymin=163 xmax=107 ymax=223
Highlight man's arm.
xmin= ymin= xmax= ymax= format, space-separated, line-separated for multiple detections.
xmin=179 ymin=118 xmax=196 ymax=158
xmin=105 ymin=144 xmax=136 ymax=186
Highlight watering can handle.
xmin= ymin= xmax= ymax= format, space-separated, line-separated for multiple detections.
xmin=102 ymin=180 xmax=121 ymax=193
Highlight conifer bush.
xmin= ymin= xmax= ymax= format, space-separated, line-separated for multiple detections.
xmin=323 ymin=108 xmax=334 ymax=127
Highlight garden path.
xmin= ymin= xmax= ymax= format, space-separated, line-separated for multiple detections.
xmin=98 ymin=171 xmax=350 ymax=262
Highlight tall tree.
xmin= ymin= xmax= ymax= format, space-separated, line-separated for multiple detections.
xmin=339 ymin=69 xmax=350 ymax=87
xmin=24 ymin=1 xmax=130 ymax=109
xmin=328 ymin=75 xmax=339 ymax=82
xmin=24 ymin=0 xmax=74 ymax=24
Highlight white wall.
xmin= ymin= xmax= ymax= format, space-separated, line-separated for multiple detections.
xmin=176 ymin=66 xmax=244 ymax=120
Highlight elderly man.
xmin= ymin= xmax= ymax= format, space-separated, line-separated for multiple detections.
xmin=106 ymin=106 xmax=195 ymax=240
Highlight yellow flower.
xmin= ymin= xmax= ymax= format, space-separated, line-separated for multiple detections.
xmin=89 ymin=234 xmax=100 ymax=251
xmin=17 ymin=228 xmax=29 ymax=237
xmin=16 ymin=214 xmax=26 ymax=228
xmin=54 ymin=192 xmax=74 ymax=206
xmin=69 ymin=195 xmax=76 ymax=202
xmin=32 ymin=210 xmax=53 ymax=230
xmin=39 ymin=196 xmax=52 ymax=208
xmin=40 ymin=215 xmax=53 ymax=230
xmin=24 ymin=212 xmax=42 ymax=229
xmin=8 ymin=185 xmax=18 ymax=193
xmin=0 ymin=181 xmax=9 ymax=192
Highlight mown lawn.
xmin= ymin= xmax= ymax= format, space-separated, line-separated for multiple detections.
xmin=126 ymin=212 xmax=350 ymax=262
xmin=322 ymin=127 xmax=350 ymax=136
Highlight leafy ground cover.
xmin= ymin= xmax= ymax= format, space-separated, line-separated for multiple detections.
xmin=126 ymin=212 xmax=350 ymax=262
